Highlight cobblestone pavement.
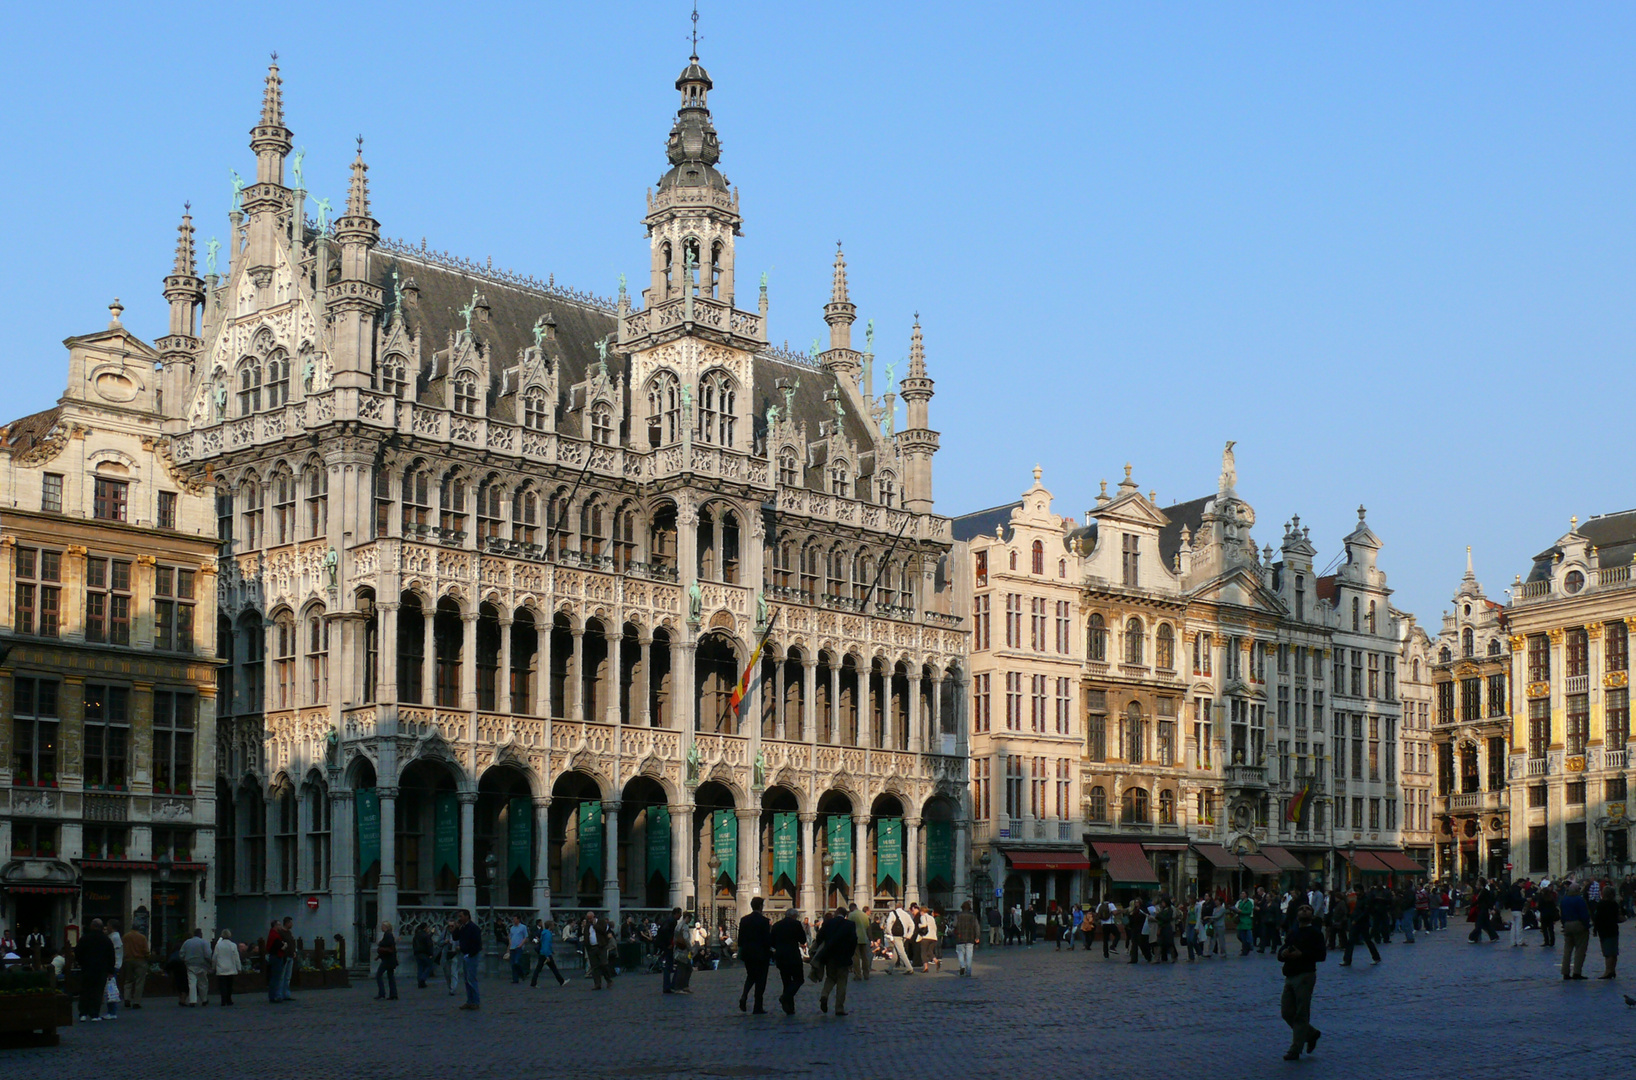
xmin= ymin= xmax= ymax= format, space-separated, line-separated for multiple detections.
xmin=14 ymin=925 xmax=1635 ymax=1079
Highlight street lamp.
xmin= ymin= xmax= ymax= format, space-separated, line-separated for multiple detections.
xmin=707 ymin=854 xmax=722 ymax=948
xmin=155 ymin=853 xmax=173 ymax=958
xmin=484 ymin=852 xmax=498 ymax=974
xmin=821 ymin=853 xmax=835 ymax=910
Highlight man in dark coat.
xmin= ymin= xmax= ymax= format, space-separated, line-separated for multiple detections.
xmin=737 ymin=896 xmax=773 ymax=1014
xmin=1277 ymin=905 xmax=1328 ymax=1061
xmin=769 ymin=908 xmax=808 ymax=1015
xmin=74 ymin=918 xmax=117 ymax=1021
xmin=812 ymin=907 xmax=858 ymax=1016
xmin=658 ymin=907 xmax=682 ymax=994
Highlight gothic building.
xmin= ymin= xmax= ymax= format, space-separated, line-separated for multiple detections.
xmin=157 ymin=55 xmax=968 ymax=952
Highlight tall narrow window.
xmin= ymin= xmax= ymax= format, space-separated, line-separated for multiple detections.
xmin=1566 ymin=628 xmax=1589 ymax=678
xmin=93 ymin=477 xmax=129 ymax=522
xmin=10 ymin=677 xmax=60 ymax=787
xmin=1527 ymin=634 xmax=1549 ymax=683
xmin=41 ymin=473 xmax=63 ymax=514
xmin=1122 ymin=533 xmax=1139 ymax=587
xmin=1087 ymin=614 xmax=1106 ymax=662
xmin=1031 ymin=540 xmax=1044 ymax=575
xmin=157 ymin=490 xmax=177 ymax=530
xmin=83 ymin=685 xmax=130 ymax=790
xmin=305 ymin=466 xmax=328 ymax=536
xmin=238 ymin=359 xmax=262 ymax=414
xmin=402 ymin=466 xmax=430 ymax=532
xmin=266 ymin=351 xmax=290 ymax=407
xmin=1155 ymin=624 xmax=1174 ymax=670
xmin=152 ymin=690 xmax=196 ymax=796
xmin=647 ymin=371 xmax=679 ymax=446
xmin=154 ymin=565 xmax=196 ymax=652
xmin=477 ymin=480 xmax=505 ymax=541
xmin=240 ymin=480 xmax=263 ymax=549
xmin=1608 ymin=621 xmax=1630 ymax=673
xmin=1124 ymin=618 xmax=1144 ymax=665
xmin=439 ymin=473 xmax=468 ymax=535
xmin=271 ymin=471 xmax=295 ymax=545
xmin=590 ymin=403 xmax=614 ymax=446
xmin=85 ymin=557 xmax=132 ymax=645
xmin=306 ymin=611 xmax=329 ymax=704
xmin=273 ymin=616 xmax=296 ymax=710
xmin=512 ymin=488 xmax=539 ymax=545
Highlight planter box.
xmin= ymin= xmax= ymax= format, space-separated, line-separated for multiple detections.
xmin=0 ymin=991 xmax=74 ymax=1046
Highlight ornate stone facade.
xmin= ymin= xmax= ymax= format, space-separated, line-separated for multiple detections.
xmin=155 ymin=55 xmax=967 ymax=953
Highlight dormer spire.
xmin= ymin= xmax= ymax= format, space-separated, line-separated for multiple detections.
xmin=824 ymin=241 xmax=857 ymax=354
xmin=345 ymin=137 xmax=371 ymax=218
xmin=261 ymin=55 xmax=284 ymax=126
xmin=907 ymin=314 xmax=927 ymax=378
xmin=172 ymin=204 xmax=197 ymax=277
xmin=831 ymin=242 xmax=849 ymax=304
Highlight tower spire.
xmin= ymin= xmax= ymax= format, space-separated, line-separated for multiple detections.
xmin=823 ymin=240 xmax=857 ymax=356
xmin=160 ymin=203 xmax=207 ymax=426
xmin=261 ymin=53 xmax=285 ymax=127
xmin=896 ymin=314 xmax=938 ymax=512
xmin=831 ymin=241 xmax=849 ymax=304
xmin=172 ymin=203 xmax=197 ymax=278
xmin=249 ymin=54 xmax=294 ymax=187
xmin=345 ymin=136 xmax=371 ymax=218
xmin=331 ymin=135 xmax=383 ymax=393
xmin=907 ymin=313 xmax=927 ymax=378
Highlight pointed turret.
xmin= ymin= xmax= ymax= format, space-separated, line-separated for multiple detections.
xmin=249 ymin=55 xmax=293 ymax=187
xmin=895 ymin=314 xmax=939 ymax=513
xmin=243 ymin=56 xmax=295 ymax=291
xmin=330 ymin=139 xmax=385 ymax=393
xmin=825 ymin=241 xmax=856 ymax=351
xmin=159 ymin=205 xmax=206 ymax=424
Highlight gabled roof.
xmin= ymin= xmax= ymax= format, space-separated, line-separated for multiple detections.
xmin=0 ymin=405 xmax=64 ymax=451
xmin=1157 ymin=495 xmax=1211 ymax=569
xmin=951 ymin=501 xmax=1023 ymax=543
xmin=1526 ymin=508 xmax=1636 ymax=582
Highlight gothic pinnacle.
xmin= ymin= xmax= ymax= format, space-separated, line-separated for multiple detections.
xmin=260 ymin=54 xmax=284 ymax=127
xmin=173 ymin=204 xmax=197 ymax=277
xmin=907 ymin=314 xmax=926 ymax=378
xmin=831 ymin=241 xmax=849 ymax=304
xmin=345 ymin=140 xmax=371 ymax=218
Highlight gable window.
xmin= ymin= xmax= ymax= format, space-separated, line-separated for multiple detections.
xmin=778 ymin=451 xmax=799 ymax=487
xmin=380 ymin=356 xmax=409 ymax=399
xmin=452 ymin=374 xmax=479 ymax=416
xmin=93 ymin=476 xmax=128 ymax=522
xmin=523 ymin=388 xmax=549 ymax=431
xmin=590 ymin=403 xmax=614 ymax=445
xmin=1031 ymin=540 xmax=1044 ymax=575
xmin=829 ymin=462 xmax=850 ymax=498
xmin=41 ymin=473 xmax=63 ymax=514
xmin=85 ymin=556 xmax=132 ymax=645
xmin=1121 ymin=534 xmax=1139 ymax=587
xmin=878 ymin=473 xmax=895 ymax=508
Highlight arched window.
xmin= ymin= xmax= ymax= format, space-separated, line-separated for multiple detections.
xmin=661 ymin=241 xmax=674 ymax=294
xmin=1125 ymin=618 xmax=1144 ymax=665
xmin=1058 ymin=559 xmax=1066 ymax=579
xmin=512 ymin=487 xmax=539 ymax=545
xmin=1121 ymin=785 xmax=1150 ymax=824
xmin=305 ymin=608 xmax=329 ymax=704
xmin=477 ymin=478 xmax=505 ymax=541
xmin=273 ymin=612 xmax=296 ymax=710
xmin=304 ymin=463 xmax=327 ymax=536
xmin=799 ymin=541 xmax=820 ymax=602
xmin=239 ymin=477 xmax=263 ymax=549
xmin=1368 ymin=600 xmax=1377 ymax=634
xmin=1155 ymin=624 xmax=1175 ymax=670
xmin=590 ymin=403 xmax=614 ymax=446
xmin=1031 ymin=540 xmax=1044 ymax=575
xmin=1008 ymin=550 xmax=1018 ymax=570
xmin=698 ymin=370 xmax=736 ymax=445
xmin=1088 ymin=785 xmax=1107 ymax=822
xmin=438 ymin=472 xmax=467 ymax=534
xmin=647 ymin=371 xmax=680 ymax=447
xmin=452 ymin=373 xmax=479 ymax=416
xmin=1087 ymin=614 xmax=1107 ymax=662
xmin=778 ymin=450 xmax=799 ymax=487
xmin=1351 ymin=596 xmax=1360 ymax=631
xmin=270 ymin=469 xmax=295 ymax=546
xmin=878 ymin=472 xmax=896 ymax=508
xmin=1439 ymin=646 xmax=1452 ymax=664
xmin=522 ymin=388 xmax=549 ymax=431
xmin=580 ymin=498 xmax=606 ymax=560
xmin=830 ymin=461 xmax=850 ymax=498
xmin=1487 ymin=637 xmax=1503 ymax=657
xmin=1158 ymin=789 xmax=1175 ymax=825
xmin=401 ymin=464 xmax=431 ymax=532
xmin=1412 ymin=658 xmax=1421 ymax=682
xmin=379 ymin=354 xmax=409 ymax=399
xmin=266 ymin=351 xmax=290 ymax=407
xmin=1462 ymin=628 xmax=1474 ymax=658
xmin=237 ymin=358 xmax=262 ymax=415
xmin=612 ymin=502 xmax=637 ymax=571
xmin=1125 ymin=701 xmax=1145 ymax=763
xmin=709 ymin=240 xmax=723 ymax=298
xmin=304 ymin=776 xmax=331 ymax=888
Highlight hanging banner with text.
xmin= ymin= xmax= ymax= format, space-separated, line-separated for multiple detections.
xmin=772 ymin=812 xmax=799 ymax=889
xmin=713 ymin=810 xmax=738 ymax=884
xmin=925 ymin=819 xmax=954 ymax=888
xmin=578 ymin=801 xmax=603 ymax=885
xmin=434 ymin=792 xmax=458 ymax=879
xmin=646 ymin=805 xmax=672 ymax=883
xmin=356 ymin=788 xmax=381 ymax=875
xmin=508 ymin=797 xmax=533 ymax=882
xmin=826 ymin=814 xmax=852 ymax=885
xmin=876 ymin=816 xmax=903 ymax=887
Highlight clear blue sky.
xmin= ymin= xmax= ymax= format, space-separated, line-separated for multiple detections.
xmin=2 ymin=2 xmax=1632 ymax=626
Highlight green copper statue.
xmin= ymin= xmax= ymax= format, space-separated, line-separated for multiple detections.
xmin=458 ymin=290 xmax=478 ymax=336
xmin=314 ymin=196 xmax=334 ymax=235
xmin=229 ymin=170 xmax=246 ymax=211
xmin=780 ymin=377 xmax=800 ymax=414
xmin=391 ymin=270 xmax=404 ymax=316
xmin=681 ymin=383 xmax=693 ymax=421
xmin=765 ymin=402 xmax=780 ymax=428
xmin=205 ymin=237 xmax=221 ymax=277
xmin=759 ymin=270 xmax=768 ymax=291
xmin=532 ymin=315 xmax=547 ymax=351
xmin=865 ymin=318 xmax=874 ymax=354
xmin=291 ymin=148 xmax=306 ymax=190
xmin=617 ymin=272 xmax=627 ymax=296
xmin=882 ymin=359 xmax=897 ymax=389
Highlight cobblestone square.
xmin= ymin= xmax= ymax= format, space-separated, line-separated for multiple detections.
xmin=14 ymin=926 xmax=1633 ymax=1079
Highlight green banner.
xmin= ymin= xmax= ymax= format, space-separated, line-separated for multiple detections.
xmin=579 ymin=801 xmax=603 ymax=885
xmin=876 ymin=817 xmax=903 ymax=887
xmin=356 ymin=788 xmax=380 ymax=875
xmin=826 ymin=814 xmax=852 ymax=886
xmin=646 ymin=805 xmax=671 ymax=883
xmin=925 ymin=819 xmax=954 ymax=888
xmin=772 ymin=812 xmax=798 ymax=888
xmin=712 ymin=810 xmax=738 ymax=884
xmin=434 ymin=792 xmax=458 ymax=878
xmin=507 ymin=797 xmax=533 ymax=881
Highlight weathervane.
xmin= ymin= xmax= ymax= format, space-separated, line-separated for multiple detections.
xmin=690 ymin=0 xmax=701 ymax=56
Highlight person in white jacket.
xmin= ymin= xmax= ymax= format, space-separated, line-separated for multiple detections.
xmin=886 ymin=905 xmax=916 ymax=974
xmin=212 ymin=929 xmax=243 ymax=1006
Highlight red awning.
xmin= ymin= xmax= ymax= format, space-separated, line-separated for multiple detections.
xmin=1090 ymin=842 xmax=1160 ymax=885
xmin=1001 ymin=849 xmax=1092 ymax=872
xmin=1260 ymin=846 xmax=1305 ymax=871
xmin=1240 ymin=854 xmax=1281 ymax=875
xmin=1192 ymin=843 xmax=1239 ymax=869
xmin=1341 ymin=850 xmax=1392 ymax=873
xmin=2 ymin=884 xmax=79 ymax=895
xmin=80 ymin=859 xmax=159 ymax=871
xmin=1373 ymin=851 xmax=1424 ymax=873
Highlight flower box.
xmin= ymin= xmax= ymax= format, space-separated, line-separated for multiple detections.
xmin=0 ymin=985 xmax=73 ymax=1046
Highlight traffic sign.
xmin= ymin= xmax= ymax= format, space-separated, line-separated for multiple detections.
xmin=306 ymin=895 xmax=320 ymax=912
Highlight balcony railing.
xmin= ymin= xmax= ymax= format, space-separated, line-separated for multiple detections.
xmin=1566 ymin=675 xmax=1590 ymax=694
xmin=1605 ymin=749 xmax=1628 ymax=770
xmin=1527 ymin=756 xmax=1550 ymax=777
xmin=1225 ymin=764 xmax=1267 ymax=787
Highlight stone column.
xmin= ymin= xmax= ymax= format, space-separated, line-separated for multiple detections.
xmin=377 ymin=785 xmax=399 ymax=934
xmin=422 ymin=606 xmax=436 ymax=704
xmin=861 ymin=661 xmax=874 ymax=749
xmin=603 ymin=800 xmax=622 ymax=916
xmin=908 ymin=671 xmax=923 ymax=754
xmin=798 ymin=812 xmax=818 ymax=915
xmin=569 ymin=628 xmax=584 ymax=724
xmin=670 ymin=803 xmax=694 ymax=911
xmin=533 ymin=796 xmax=552 ymax=917
xmin=639 ymin=634 xmax=654 ymax=727
xmin=855 ymin=814 xmax=871 ymax=908
xmin=534 ymin=623 xmax=549 ymax=717
xmin=953 ymin=818 xmax=971 ymax=911
xmin=330 ymin=788 xmax=356 ymax=955
xmin=379 ymin=601 xmax=399 ymax=701
xmin=457 ymin=791 xmax=478 ymax=912
xmin=497 ymin=616 xmax=513 ymax=715
xmin=829 ymin=664 xmax=841 ymax=745
xmin=904 ymin=816 xmax=921 ymax=906
xmin=460 ymin=612 xmax=479 ymax=719
xmin=929 ymin=676 xmax=942 ymax=753
xmin=737 ymin=806 xmax=761 ymax=916
xmin=774 ymin=657 xmax=786 ymax=741
xmin=605 ymin=628 xmax=623 ymax=726
xmin=802 ymin=659 xmax=817 ymax=744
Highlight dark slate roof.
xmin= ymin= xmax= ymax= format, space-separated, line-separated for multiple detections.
xmin=951 ymin=501 xmax=1022 ymax=543
xmin=1526 ymin=508 xmax=1636 ymax=582
xmin=1157 ymin=495 xmax=1211 ymax=571
xmin=369 ymin=248 xmax=880 ymax=473
xmin=0 ymin=405 xmax=64 ymax=451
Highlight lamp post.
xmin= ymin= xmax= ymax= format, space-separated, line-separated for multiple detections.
xmin=706 ymin=854 xmax=722 ymax=948
xmin=155 ymin=853 xmax=173 ymax=959
xmin=975 ymin=850 xmax=993 ymax=923
xmin=821 ymin=853 xmax=835 ymax=912
xmin=484 ymin=852 xmax=498 ymax=975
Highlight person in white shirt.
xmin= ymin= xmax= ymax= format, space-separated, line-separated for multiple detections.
xmin=917 ymin=908 xmax=940 ymax=972
xmin=886 ymin=904 xmax=916 ymax=974
xmin=212 ymin=929 xmax=243 ymax=1005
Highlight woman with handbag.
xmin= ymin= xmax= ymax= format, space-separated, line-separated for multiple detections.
xmin=374 ymin=920 xmax=399 ymax=1000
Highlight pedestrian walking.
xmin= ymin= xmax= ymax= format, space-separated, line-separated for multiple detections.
xmin=847 ymin=903 xmax=872 ymax=981
xmin=1559 ymin=883 xmax=1591 ymax=980
xmin=953 ymin=900 xmax=980 ymax=976
xmin=106 ymin=921 xmax=124 ymax=1016
xmin=74 ymin=917 xmax=117 ymax=1021
xmin=179 ymin=928 xmax=211 ymax=1007
xmin=658 ymin=907 xmax=682 ymax=994
xmin=412 ymin=922 xmax=436 ymax=988
xmin=455 ymin=908 xmax=483 ymax=1009
xmin=531 ymin=919 xmax=567 ymax=987
xmin=1591 ymin=880 xmax=1623 ymax=979
xmin=738 ymin=896 xmax=772 ymax=1013
xmin=1277 ymin=905 xmax=1327 ymax=1061
xmin=918 ymin=906 xmax=941 ymax=972
xmin=985 ymin=904 xmax=1002 ymax=946
xmin=374 ymin=921 xmax=399 ymax=1000
xmin=1096 ymin=898 xmax=1118 ymax=959
xmin=584 ymin=913 xmax=615 ymax=990
xmin=885 ymin=902 xmax=916 ymax=974
xmin=442 ymin=918 xmax=462 ymax=995
xmin=770 ymin=908 xmax=807 ymax=1014
xmin=1341 ymin=892 xmax=1380 ymax=966
xmin=1537 ymin=883 xmax=1560 ymax=947
xmin=263 ymin=919 xmax=287 ymax=1003
xmin=274 ymin=917 xmax=296 ymax=1000
xmin=1468 ymin=878 xmax=1499 ymax=943
xmin=1235 ymin=892 xmax=1255 ymax=956
xmin=121 ymin=923 xmax=149 ymax=1009
xmin=213 ymin=929 xmax=242 ymax=1005
xmin=813 ymin=906 xmax=858 ymax=1016
xmin=1505 ymin=880 xmax=1527 ymax=947
xmin=507 ymin=915 xmax=529 ymax=984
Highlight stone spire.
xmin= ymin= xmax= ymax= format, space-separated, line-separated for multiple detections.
xmin=824 ymin=241 xmax=856 ymax=354
xmin=331 ymin=138 xmax=384 ymax=393
xmin=895 ymin=314 xmax=939 ymax=513
xmin=344 ymin=139 xmax=371 ymax=218
xmin=160 ymin=204 xmax=206 ymax=425
xmin=249 ymin=55 xmax=293 ymax=187
xmin=172 ymin=205 xmax=198 ymax=278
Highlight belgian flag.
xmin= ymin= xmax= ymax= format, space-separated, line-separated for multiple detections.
xmin=730 ymin=609 xmax=779 ymax=716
